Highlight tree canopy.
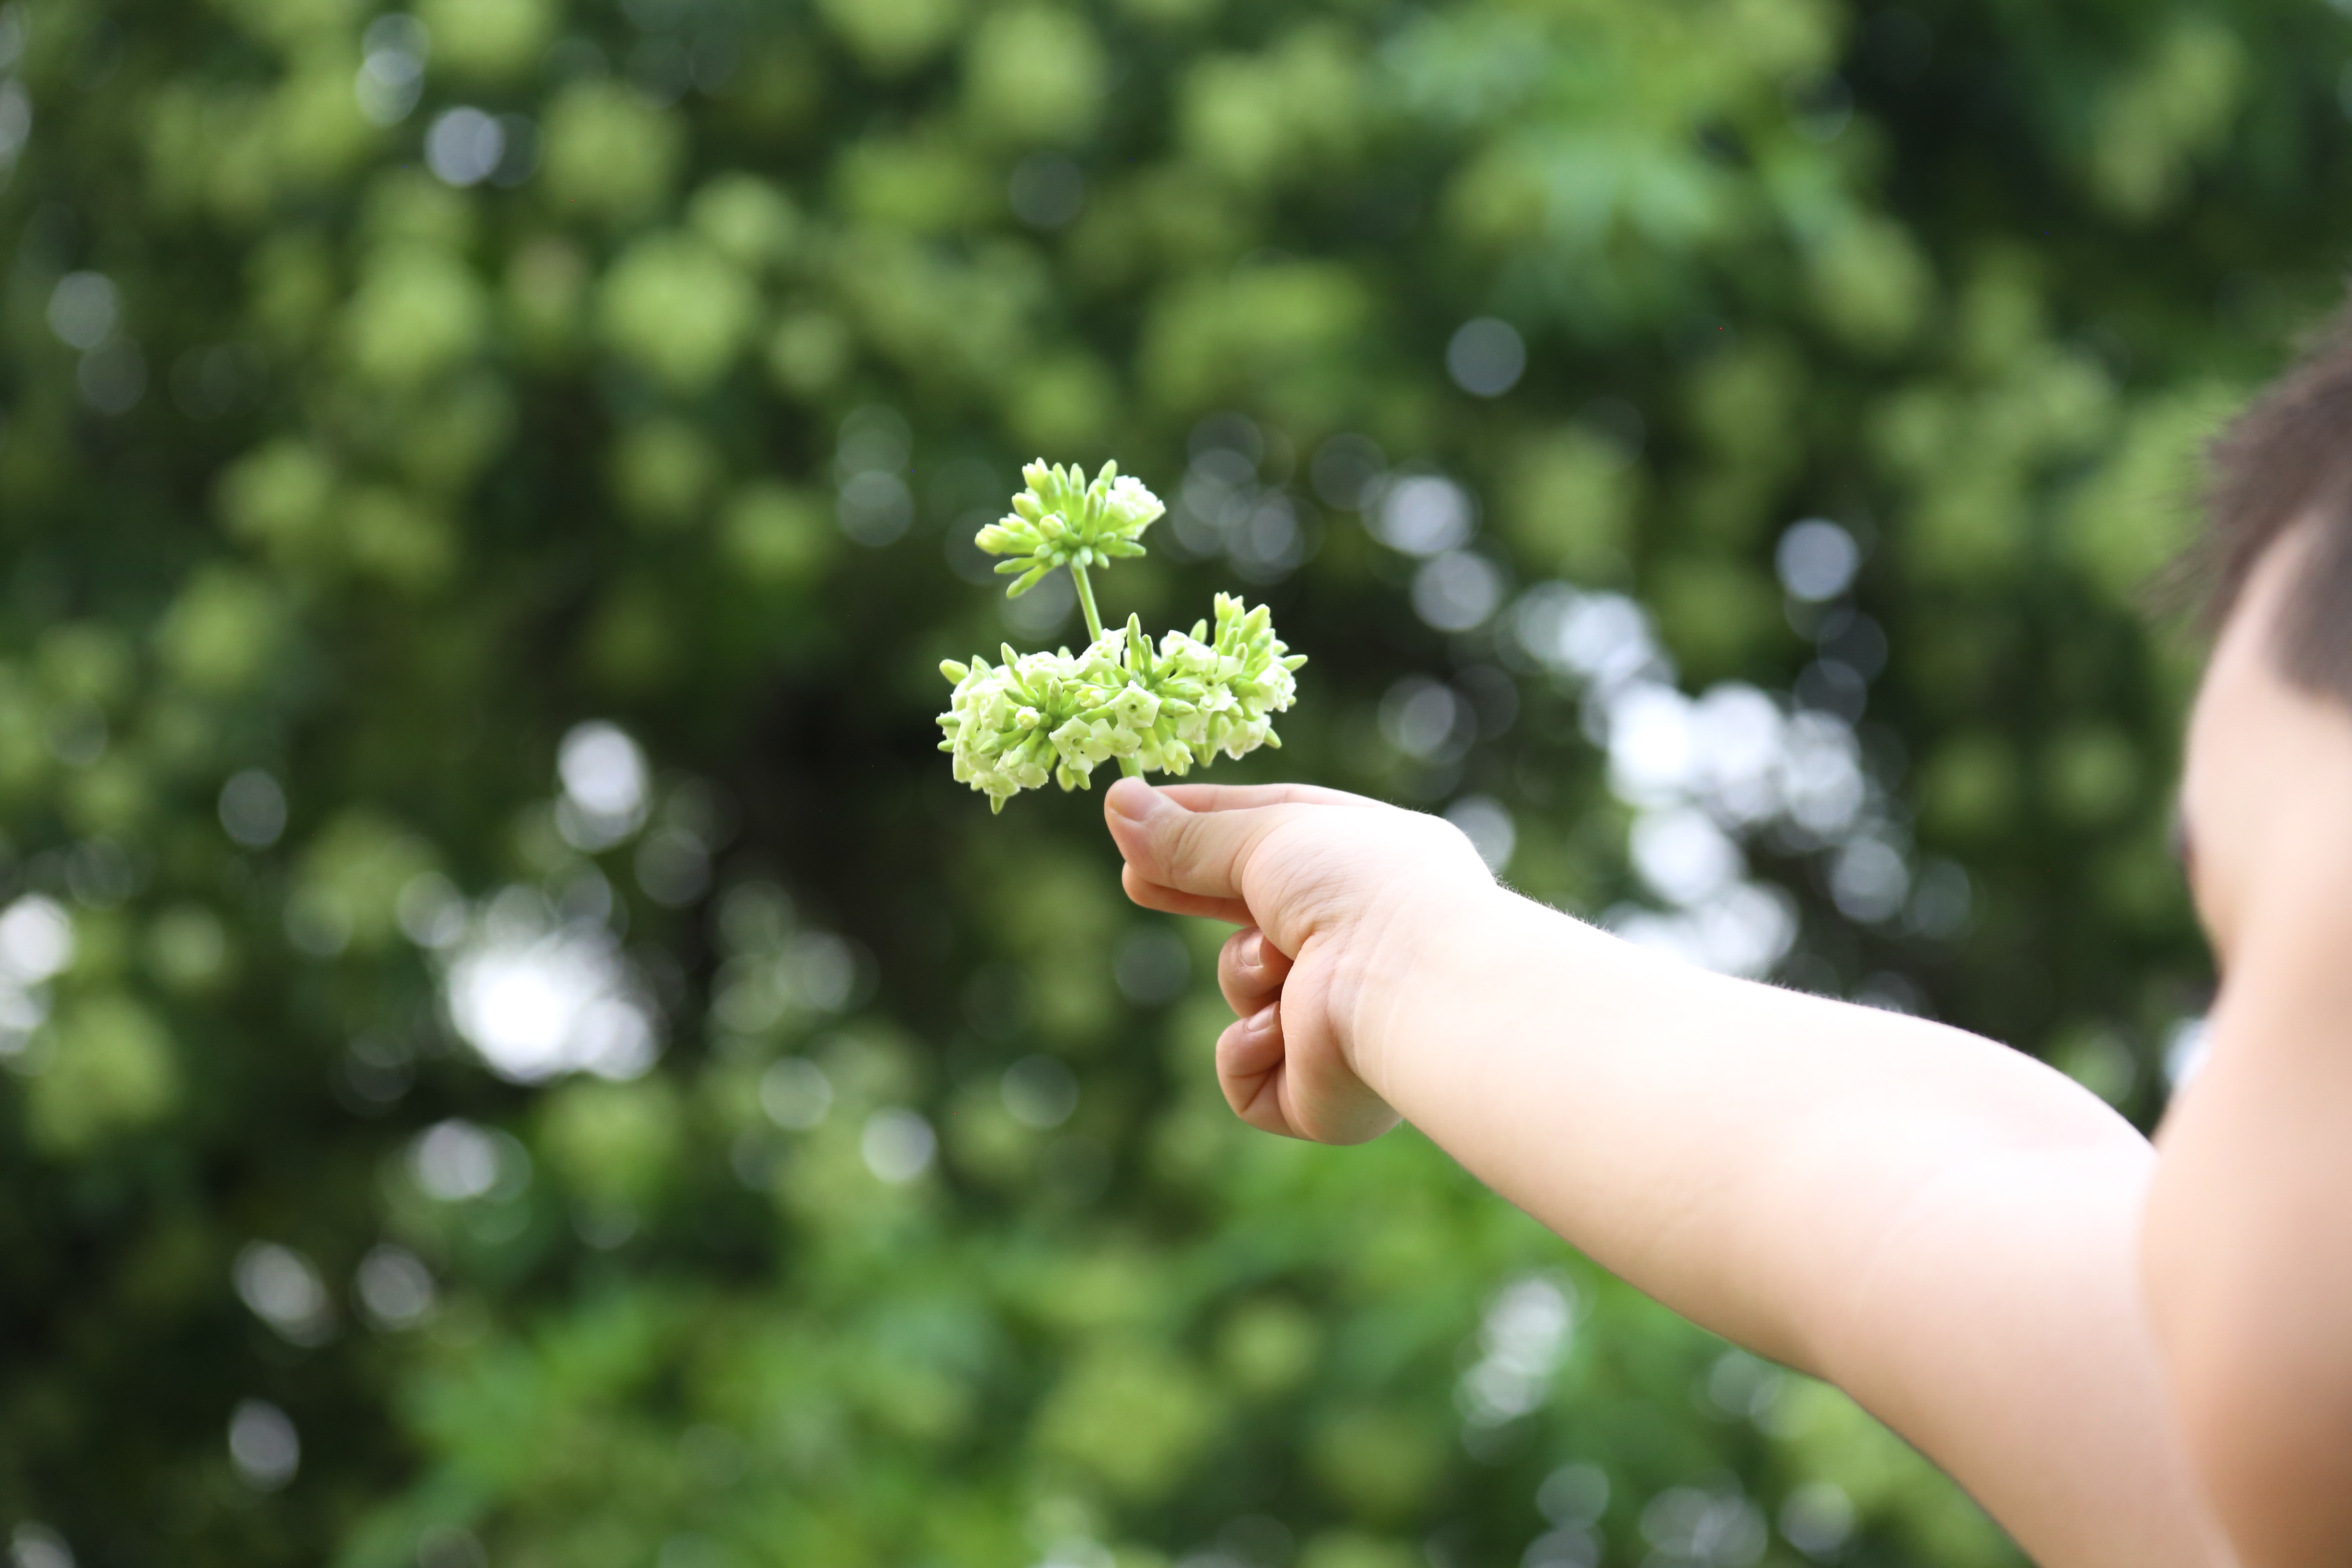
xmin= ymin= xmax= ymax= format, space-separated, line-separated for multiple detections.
xmin=3 ymin=0 xmax=2344 ymax=1563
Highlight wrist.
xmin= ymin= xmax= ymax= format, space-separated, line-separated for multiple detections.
xmin=1332 ymin=872 xmax=1527 ymax=1107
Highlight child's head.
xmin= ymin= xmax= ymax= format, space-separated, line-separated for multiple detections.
xmin=2182 ymin=308 xmax=2352 ymax=965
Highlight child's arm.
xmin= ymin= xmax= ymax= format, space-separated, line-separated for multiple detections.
xmin=1104 ymin=776 xmax=2227 ymax=1568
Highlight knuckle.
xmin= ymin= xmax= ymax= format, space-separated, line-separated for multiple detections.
xmin=1160 ymin=808 xmax=1208 ymax=867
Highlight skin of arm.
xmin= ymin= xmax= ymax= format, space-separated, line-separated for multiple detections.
xmin=2143 ymin=521 xmax=2352 ymax=1567
xmin=1102 ymin=775 xmax=2229 ymax=1568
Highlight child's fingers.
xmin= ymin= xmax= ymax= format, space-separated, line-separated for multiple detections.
xmin=1120 ymin=866 xmax=1252 ymax=925
xmin=1219 ymin=1004 xmax=1284 ymax=1079
xmin=1104 ymin=777 xmax=1295 ymax=901
xmin=1218 ymin=927 xmax=1292 ymax=1018
xmin=1216 ymin=1004 xmax=1305 ymax=1140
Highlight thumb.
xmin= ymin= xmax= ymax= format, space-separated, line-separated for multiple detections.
xmin=1105 ymin=776 xmax=1295 ymax=904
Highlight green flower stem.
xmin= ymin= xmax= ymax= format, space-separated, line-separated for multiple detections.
xmin=1070 ymin=561 xmax=1106 ymax=643
xmin=1070 ymin=562 xmax=1144 ymax=779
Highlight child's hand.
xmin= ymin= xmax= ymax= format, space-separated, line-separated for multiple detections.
xmin=1102 ymin=776 xmax=1496 ymax=1144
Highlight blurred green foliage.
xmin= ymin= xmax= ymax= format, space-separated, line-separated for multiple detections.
xmin=2 ymin=0 xmax=2346 ymax=1563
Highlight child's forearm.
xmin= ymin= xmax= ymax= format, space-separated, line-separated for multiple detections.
xmin=1345 ymin=887 xmax=2225 ymax=1568
xmin=1349 ymin=887 xmax=2143 ymax=1366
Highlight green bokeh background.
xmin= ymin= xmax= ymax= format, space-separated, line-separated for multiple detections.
xmin=0 ymin=0 xmax=2337 ymax=1562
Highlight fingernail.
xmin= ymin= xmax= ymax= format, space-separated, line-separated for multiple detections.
xmin=1239 ymin=931 xmax=1264 ymax=971
xmin=1244 ymin=1002 xmax=1278 ymax=1035
xmin=1107 ymin=777 xmax=1169 ymax=824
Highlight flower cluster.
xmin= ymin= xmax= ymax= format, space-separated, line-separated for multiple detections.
xmin=939 ymin=597 xmax=1307 ymax=810
xmin=974 ymin=459 xmax=1166 ymax=597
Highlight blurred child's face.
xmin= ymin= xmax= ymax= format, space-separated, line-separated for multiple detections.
xmin=2182 ymin=520 xmax=2352 ymax=971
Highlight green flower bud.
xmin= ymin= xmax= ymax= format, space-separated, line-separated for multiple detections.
xmin=968 ymin=459 xmax=1166 ymax=598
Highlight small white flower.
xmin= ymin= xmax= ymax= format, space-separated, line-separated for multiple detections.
xmin=1113 ymin=685 xmax=1161 ymax=730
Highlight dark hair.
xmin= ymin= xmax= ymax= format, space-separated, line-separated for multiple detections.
xmin=2203 ymin=302 xmax=2352 ymax=701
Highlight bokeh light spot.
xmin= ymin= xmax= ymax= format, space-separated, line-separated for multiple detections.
xmin=218 ymin=769 xmax=288 ymax=849
xmin=46 ymin=272 xmax=118 ymax=351
xmin=426 ymin=107 xmax=506 ymax=187
xmin=1002 ymin=1055 xmax=1078 ymax=1129
xmin=1009 ymin=152 xmax=1085 ymax=228
xmin=861 ymin=1107 xmax=936 ymax=1182
xmin=1776 ymin=520 xmax=1860 ymax=603
xmin=228 ymin=1400 xmax=300 ymax=1491
xmin=1446 ymin=317 xmax=1527 ymax=397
